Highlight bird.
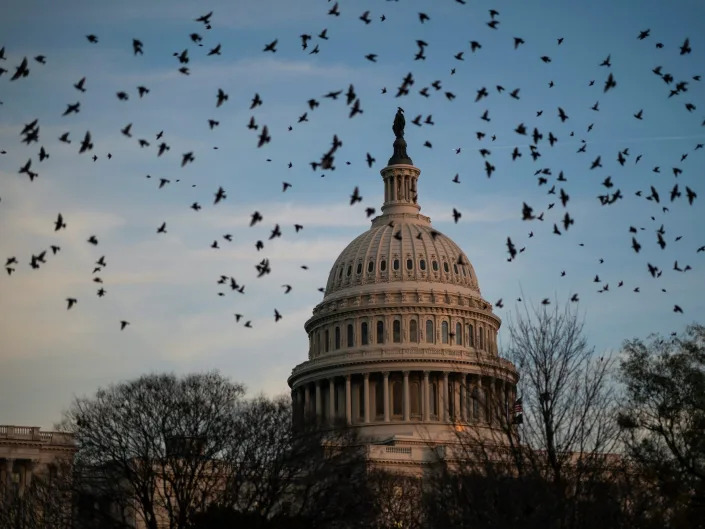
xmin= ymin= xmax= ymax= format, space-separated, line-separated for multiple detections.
xmin=350 ymin=186 xmax=362 ymax=205
xmin=54 ymin=213 xmax=66 ymax=231
xmin=679 ymin=38 xmax=691 ymax=55
xmin=452 ymin=209 xmax=461 ymax=223
xmin=257 ymin=126 xmax=271 ymax=147
xmin=157 ymin=222 xmax=167 ymax=234
xmin=10 ymin=57 xmax=30 ymax=80
xmin=66 ymin=298 xmax=77 ymax=310
xmin=214 ymin=187 xmax=226 ymax=204
xmin=216 ymin=88 xmax=228 ymax=107
xmin=282 ymin=285 xmax=292 ymax=294
xmin=604 ymin=72 xmax=617 ymax=92
xmin=79 ymin=131 xmax=93 ymax=153
xmin=120 ymin=320 xmax=130 ymax=330
xmin=263 ymin=39 xmax=278 ymax=53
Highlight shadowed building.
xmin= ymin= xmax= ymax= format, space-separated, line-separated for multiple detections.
xmin=0 ymin=425 xmax=75 ymax=497
xmin=288 ymin=111 xmax=519 ymax=472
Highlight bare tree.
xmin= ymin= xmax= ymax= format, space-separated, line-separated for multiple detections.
xmin=425 ymin=300 xmax=622 ymax=529
xmin=63 ymin=371 xmax=245 ymax=529
xmin=0 ymin=459 xmax=73 ymax=529
xmin=617 ymin=323 xmax=705 ymax=527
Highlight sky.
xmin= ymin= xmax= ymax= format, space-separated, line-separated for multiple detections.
xmin=1 ymin=0 xmax=704 ymax=429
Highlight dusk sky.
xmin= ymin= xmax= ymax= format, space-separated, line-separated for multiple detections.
xmin=1 ymin=0 xmax=703 ymax=429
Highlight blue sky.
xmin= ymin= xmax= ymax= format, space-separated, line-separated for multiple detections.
xmin=1 ymin=0 xmax=704 ymax=428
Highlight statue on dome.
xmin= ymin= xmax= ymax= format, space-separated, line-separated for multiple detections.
xmin=393 ymin=107 xmax=405 ymax=138
xmin=388 ymin=108 xmax=412 ymax=165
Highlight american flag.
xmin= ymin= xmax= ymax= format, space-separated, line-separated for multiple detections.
xmin=513 ymin=397 xmax=523 ymax=414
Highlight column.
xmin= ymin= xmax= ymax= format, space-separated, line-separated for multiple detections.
xmin=363 ymin=373 xmax=370 ymax=423
xmin=345 ymin=375 xmax=352 ymax=424
xmin=304 ymin=385 xmax=311 ymax=421
xmin=3 ymin=458 xmax=13 ymax=491
xmin=442 ymin=372 xmax=449 ymax=422
xmin=460 ymin=374 xmax=467 ymax=422
xmin=478 ymin=376 xmax=486 ymax=423
xmin=315 ymin=381 xmax=322 ymax=421
xmin=383 ymin=372 xmax=390 ymax=422
xmin=329 ymin=379 xmax=336 ymax=424
xmin=423 ymin=371 xmax=430 ymax=422
xmin=403 ymin=371 xmax=410 ymax=422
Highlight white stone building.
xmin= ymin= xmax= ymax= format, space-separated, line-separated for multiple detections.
xmin=288 ymin=112 xmax=519 ymax=472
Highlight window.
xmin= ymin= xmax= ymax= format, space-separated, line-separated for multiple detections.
xmin=361 ymin=322 xmax=369 ymax=345
xmin=375 ymin=379 xmax=384 ymax=418
xmin=442 ymin=321 xmax=449 ymax=344
xmin=318 ymin=332 xmax=322 ymax=354
xmin=426 ymin=319 xmax=434 ymax=343
xmin=454 ymin=263 xmax=459 ymax=274
xmin=392 ymin=381 xmax=402 ymax=416
xmin=356 ymin=263 xmax=362 ymax=274
xmin=338 ymin=267 xmax=343 ymax=279
xmin=335 ymin=327 xmax=341 ymax=350
xmin=393 ymin=259 xmax=399 ymax=271
xmin=479 ymin=327 xmax=484 ymax=350
xmin=468 ymin=324 xmax=474 ymax=347
xmin=462 ymin=266 xmax=467 ymax=276
xmin=393 ymin=320 xmax=401 ymax=343
xmin=406 ymin=258 xmax=413 ymax=270
xmin=325 ymin=329 xmax=329 ymax=352
xmin=346 ymin=265 xmax=352 ymax=277
xmin=420 ymin=259 xmax=426 ymax=270
xmin=380 ymin=259 xmax=387 ymax=272
xmin=377 ymin=320 xmax=384 ymax=344
xmin=409 ymin=319 xmax=418 ymax=343
xmin=347 ymin=324 xmax=354 ymax=347
xmin=443 ymin=262 xmax=450 ymax=273
xmin=432 ymin=260 xmax=439 ymax=271
xmin=456 ymin=323 xmax=463 ymax=345
xmin=368 ymin=260 xmax=374 ymax=273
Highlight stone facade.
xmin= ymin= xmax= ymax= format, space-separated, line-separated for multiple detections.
xmin=288 ymin=141 xmax=519 ymax=472
xmin=0 ymin=425 xmax=75 ymax=496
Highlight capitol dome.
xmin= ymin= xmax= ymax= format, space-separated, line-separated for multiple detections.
xmin=288 ymin=110 xmax=518 ymax=470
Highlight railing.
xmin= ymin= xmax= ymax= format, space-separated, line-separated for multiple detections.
xmin=0 ymin=425 xmax=74 ymax=446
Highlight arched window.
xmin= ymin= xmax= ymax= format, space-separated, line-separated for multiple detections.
xmin=392 ymin=380 xmax=402 ymax=416
xmin=393 ymin=320 xmax=401 ymax=343
xmin=468 ymin=324 xmax=474 ymax=347
xmin=409 ymin=319 xmax=418 ymax=343
xmin=376 ymin=320 xmax=384 ymax=344
xmin=380 ymin=259 xmax=387 ymax=272
xmin=325 ymin=329 xmax=329 ymax=352
xmin=441 ymin=321 xmax=449 ymax=344
xmin=375 ymin=378 xmax=384 ymax=418
xmin=479 ymin=327 xmax=484 ymax=350
xmin=426 ymin=319 xmax=434 ymax=343
xmin=443 ymin=262 xmax=450 ymax=273
xmin=356 ymin=262 xmax=362 ymax=275
xmin=346 ymin=265 xmax=352 ymax=277
xmin=420 ymin=259 xmax=426 ymax=270
xmin=317 ymin=332 xmax=321 ymax=354
xmin=335 ymin=327 xmax=341 ymax=350
xmin=347 ymin=324 xmax=354 ymax=347
xmin=393 ymin=259 xmax=400 ymax=271
xmin=406 ymin=258 xmax=413 ymax=270
xmin=367 ymin=260 xmax=374 ymax=273
xmin=432 ymin=260 xmax=439 ymax=271
xmin=338 ymin=267 xmax=343 ymax=279
xmin=410 ymin=381 xmax=421 ymax=416
xmin=456 ymin=323 xmax=463 ymax=345
xmin=454 ymin=263 xmax=459 ymax=274
xmin=361 ymin=322 xmax=369 ymax=346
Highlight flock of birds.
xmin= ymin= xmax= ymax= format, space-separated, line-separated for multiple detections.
xmin=1 ymin=2 xmax=703 ymax=336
